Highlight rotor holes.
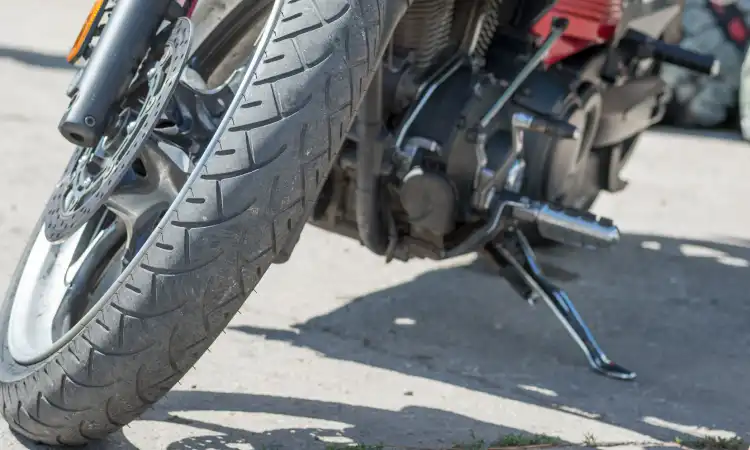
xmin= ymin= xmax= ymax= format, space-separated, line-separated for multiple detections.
xmin=155 ymin=119 xmax=178 ymax=132
xmin=256 ymin=267 xmax=262 ymax=277
xmin=315 ymin=169 xmax=320 ymax=185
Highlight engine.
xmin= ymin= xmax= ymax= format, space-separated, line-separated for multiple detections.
xmin=294 ymin=0 xmax=705 ymax=383
xmin=308 ymin=0 xmax=688 ymax=261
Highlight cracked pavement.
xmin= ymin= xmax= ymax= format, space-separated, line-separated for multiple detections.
xmin=1 ymin=1 xmax=750 ymax=449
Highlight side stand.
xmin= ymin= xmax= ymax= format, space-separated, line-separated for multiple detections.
xmin=485 ymin=227 xmax=636 ymax=380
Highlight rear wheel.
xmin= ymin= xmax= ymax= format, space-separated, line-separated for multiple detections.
xmin=521 ymin=85 xmax=603 ymax=245
xmin=0 ymin=0 xmax=389 ymax=445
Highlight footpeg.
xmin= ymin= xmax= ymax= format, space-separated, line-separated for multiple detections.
xmin=512 ymin=112 xmax=580 ymax=140
xmin=512 ymin=202 xmax=620 ymax=249
xmin=486 ymin=228 xmax=635 ymax=380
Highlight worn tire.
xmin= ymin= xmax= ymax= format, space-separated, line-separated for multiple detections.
xmin=0 ymin=0 xmax=396 ymax=445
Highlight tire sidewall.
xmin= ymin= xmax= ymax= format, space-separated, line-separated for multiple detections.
xmin=0 ymin=217 xmax=54 ymax=380
xmin=0 ymin=0 xmax=267 ymax=382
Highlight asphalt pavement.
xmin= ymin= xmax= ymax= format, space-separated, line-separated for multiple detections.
xmin=1 ymin=1 xmax=749 ymax=449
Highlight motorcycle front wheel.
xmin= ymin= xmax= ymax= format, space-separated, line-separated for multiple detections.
xmin=0 ymin=0 xmax=390 ymax=445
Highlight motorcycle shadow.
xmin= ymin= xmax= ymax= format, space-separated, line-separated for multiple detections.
xmin=9 ymin=391 xmax=550 ymax=450
xmin=0 ymin=47 xmax=74 ymax=71
xmin=231 ymin=233 xmax=750 ymax=443
xmin=10 ymin=233 xmax=746 ymax=449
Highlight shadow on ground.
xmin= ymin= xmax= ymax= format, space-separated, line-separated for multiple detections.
xmin=230 ymin=233 xmax=750 ymax=444
xmin=10 ymin=233 xmax=747 ymax=449
xmin=0 ymin=47 xmax=73 ymax=70
xmin=11 ymin=392 xmax=568 ymax=450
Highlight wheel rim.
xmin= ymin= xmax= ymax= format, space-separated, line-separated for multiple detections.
xmin=8 ymin=140 xmax=190 ymax=364
xmin=5 ymin=2 xmax=271 ymax=366
xmin=8 ymin=213 xmax=125 ymax=363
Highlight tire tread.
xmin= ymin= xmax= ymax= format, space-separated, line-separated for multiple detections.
xmin=0 ymin=0 xmax=390 ymax=444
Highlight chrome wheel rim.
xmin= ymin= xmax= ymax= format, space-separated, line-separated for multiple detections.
xmin=8 ymin=139 xmax=191 ymax=364
xmin=5 ymin=2 xmax=271 ymax=366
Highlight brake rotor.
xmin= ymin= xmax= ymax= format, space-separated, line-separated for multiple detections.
xmin=44 ymin=17 xmax=193 ymax=243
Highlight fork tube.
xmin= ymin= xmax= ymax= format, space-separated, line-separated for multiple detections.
xmin=59 ymin=0 xmax=172 ymax=148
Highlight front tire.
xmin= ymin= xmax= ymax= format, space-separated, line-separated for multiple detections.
xmin=0 ymin=0 xmax=392 ymax=445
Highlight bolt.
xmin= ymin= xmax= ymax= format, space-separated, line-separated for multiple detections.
xmin=473 ymin=82 xmax=483 ymax=97
xmin=84 ymin=116 xmax=96 ymax=127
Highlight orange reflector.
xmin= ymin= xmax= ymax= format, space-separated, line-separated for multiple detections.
xmin=67 ymin=0 xmax=106 ymax=64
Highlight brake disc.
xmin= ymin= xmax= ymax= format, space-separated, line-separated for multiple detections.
xmin=44 ymin=17 xmax=193 ymax=243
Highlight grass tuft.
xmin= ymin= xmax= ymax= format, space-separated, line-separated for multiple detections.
xmin=450 ymin=433 xmax=565 ymax=450
xmin=325 ymin=445 xmax=385 ymax=450
xmin=582 ymin=433 xmax=598 ymax=448
xmin=675 ymin=435 xmax=747 ymax=450
xmin=490 ymin=433 xmax=565 ymax=448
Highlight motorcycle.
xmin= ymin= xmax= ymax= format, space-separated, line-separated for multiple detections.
xmin=0 ymin=0 xmax=717 ymax=445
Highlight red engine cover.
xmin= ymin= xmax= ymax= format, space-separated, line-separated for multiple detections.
xmin=531 ymin=0 xmax=623 ymax=65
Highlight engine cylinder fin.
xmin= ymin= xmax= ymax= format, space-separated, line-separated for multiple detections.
xmin=470 ymin=0 xmax=503 ymax=61
xmin=393 ymin=0 xmax=456 ymax=70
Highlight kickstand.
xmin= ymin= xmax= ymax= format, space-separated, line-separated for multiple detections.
xmin=485 ymin=227 xmax=636 ymax=380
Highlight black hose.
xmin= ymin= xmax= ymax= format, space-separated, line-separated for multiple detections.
xmin=356 ymin=64 xmax=390 ymax=255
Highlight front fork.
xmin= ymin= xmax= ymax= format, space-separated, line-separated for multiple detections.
xmin=59 ymin=0 xmax=184 ymax=147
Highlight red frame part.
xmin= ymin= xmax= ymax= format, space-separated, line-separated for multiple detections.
xmin=531 ymin=0 xmax=622 ymax=66
xmin=186 ymin=0 xmax=199 ymax=17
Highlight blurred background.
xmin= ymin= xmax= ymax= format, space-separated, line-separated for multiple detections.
xmin=662 ymin=0 xmax=750 ymax=135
